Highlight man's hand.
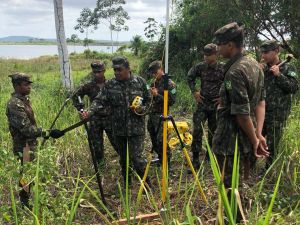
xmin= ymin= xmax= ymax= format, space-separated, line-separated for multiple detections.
xmin=270 ymin=65 xmax=280 ymax=76
xmin=259 ymin=63 xmax=266 ymax=70
xmin=80 ymin=110 xmax=89 ymax=120
xmin=257 ymin=134 xmax=268 ymax=152
xmin=151 ymin=87 xmax=158 ymax=97
xmin=253 ymin=136 xmax=270 ymax=158
xmin=49 ymin=129 xmax=65 ymax=139
xmin=193 ymin=92 xmax=204 ymax=103
xmin=134 ymin=106 xmax=146 ymax=114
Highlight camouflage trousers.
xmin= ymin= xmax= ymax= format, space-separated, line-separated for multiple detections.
xmin=114 ymin=135 xmax=147 ymax=181
xmin=263 ymin=113 xmax=287 ymax=168
xmin=191 ymin=103 xmax=217 ymax=153
xmin=88 ymin=117 xmax=117 ymax=163
xmin=216 ymin=152 xmax=253 ymax=188
xmin=147 ymin=113 xmax=171 ymax=163
xmin=12 ymin=140 xmax=37 ymax=206
xmin=12 ymin=139 xmax=37 ymax=166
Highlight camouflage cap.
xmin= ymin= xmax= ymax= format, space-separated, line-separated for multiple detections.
xmin=148 ymin=60 xmax=162 ymax=74
xmin=260 ymin=40 xmax=279 ymax=52
xmin=91 ymin=60 xmax=105 ymax=72
xmin=203 ymin=43 xmax=218 ymax=55
xmin=213 ymin=22 xmax=244 ymax=45
xmin=8 ymin=72 xmax=33 ymax=84
xmin=112 ymin=56 xmax=129 ymax=69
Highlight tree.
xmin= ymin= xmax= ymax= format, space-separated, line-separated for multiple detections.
xmin=129 ymin=35 xmax=143 ymax=56
xmin=74 ymin=8 xmax=93 ymax=49
xmin=83 ymin=38 xmax=93 ymax=48
xmin=91 ymin=0 xmax=130 ymax=53
xmin=53 ymin=0 xmax=73 ymax=90
xmin=69 ymin=34 xmax=79 ymax=52
xmin=144 ymin=17 xmax=158 ymax=41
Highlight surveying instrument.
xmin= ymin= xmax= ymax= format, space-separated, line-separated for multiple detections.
xmin=158 ymin=1 xmax=207 ymax=217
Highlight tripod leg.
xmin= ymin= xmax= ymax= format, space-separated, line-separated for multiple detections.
xmin=169 ymin=117 xmax=208 ymax=204
xmin=84 ymin=123 xmax=107 ymax=206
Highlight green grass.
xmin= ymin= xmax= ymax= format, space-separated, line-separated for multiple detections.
xmin=0 ymin=53 xmax=299 ymax=224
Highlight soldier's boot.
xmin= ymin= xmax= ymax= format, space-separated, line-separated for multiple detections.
xmin=19 ymin=189 xmax=31 ymax=209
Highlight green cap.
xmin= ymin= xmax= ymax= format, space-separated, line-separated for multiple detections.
xmin=9 ymin=72 xmax=33 ymax=84
xmin=213 ymin=22 xmax=244 ymax=45
xmin=148 ymin=60 xmax=162 ymax=74
xmin=203 ymin=43 xmax=218 ymax=55
xmin=112 ymin=56 xmax=129 ymax=69
xmin=260 ymin=40 xmax=279 ymax=52
xmin=91 ymin=60 xmax=105 ymax=72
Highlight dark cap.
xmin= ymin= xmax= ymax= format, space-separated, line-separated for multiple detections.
xmin=260 ymin=40 xmax=279 ymax=52
xmin=213 ymin=22 xmax=244 ymax=45
xmin=91 ymin=60 xmax=105 ymax=72
xmin=9 ymin=72 xmax=33 ymax=84
xmin=112 ymin=56 xmax=129 ymax=69
xmin=148 ymin=60 xmax=162 ymax=74
xmin=203 ymin=43 xmax=218 ymax=55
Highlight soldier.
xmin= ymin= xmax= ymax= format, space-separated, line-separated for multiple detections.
xmin=187 ymin=43 xmax=224 ymax=169
xmin=260 ymin=40 xmax=299 ymax=169
xmin=72 ymin=61 xmax=117 ymax=163
xmin=81 ymin=57 xmax=151 ymax=186
xmin=147 ymin=60 xmax=176 ymax=165
xmin=212 ymin=22 xmax=269 ymax=191
xmin=6 ymin=73 xmax=49 ymax=207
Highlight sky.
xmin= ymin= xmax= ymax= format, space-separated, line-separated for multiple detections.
xmin=0 ymin=0 xmax=168 ymax=41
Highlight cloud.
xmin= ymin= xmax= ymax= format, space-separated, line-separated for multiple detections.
xmin=0 ymin=0 xmax=168 ymax=41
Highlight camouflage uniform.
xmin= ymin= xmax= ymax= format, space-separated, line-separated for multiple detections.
xmin=6 ymin=75 xmax=45 ymax=163
xmin=72 ymin=71 xmax=117 ymax=162
xmin=6 ymin=73 xmax=46 ymax=207
xmin=187 ymin=44 xmax=224 ymax=165
xmin=147 ymin=76 xmax=176 ymax=163
xmin=260 ymin=41 xmax=299 ymax=167
xmin=212 ymin=23 xmax=265 ymax=188
xmin=90 ymin=57 xmax=151 ymax=182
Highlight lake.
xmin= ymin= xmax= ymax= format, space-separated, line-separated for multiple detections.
xmin=0 ymin=44 xmax=120 ymax=59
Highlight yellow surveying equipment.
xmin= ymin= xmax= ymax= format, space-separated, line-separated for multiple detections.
xmin=131 ymin=96 xmax=143 ymax=110
xmin=167 ymin=121 xmax=192 ymax=149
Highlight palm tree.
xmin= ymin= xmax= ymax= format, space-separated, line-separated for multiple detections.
xmin=130 ymin=35 xmax=143 ymax=56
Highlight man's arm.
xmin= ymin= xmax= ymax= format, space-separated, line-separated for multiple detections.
xmin=236 ymin=115 xmax=258 ymax=151
xmin=187 ymin=66 xmax=198 ymax=93
xmin=187 ymin=65 xmax=204 ymax=103
xmin=168 ymin=80 xmax=176 ymax=106
xmin=229 ymin=71 xmax=268 ymax=158
xmin=255 ymin=100 xmax=268 ymax=151
xmin=271 ymin=64 xmax=299 ymax=94
xmin=7 ymin=102 xmax=44 ymax=138
xmin=72 ymin=82 xmax=89 ymax=111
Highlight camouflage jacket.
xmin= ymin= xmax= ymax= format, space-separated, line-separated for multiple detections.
xmin=6 ymin=93 xmax=43 ymax=150
xmin=187 ymin=61 xmax=224 ymax=104
xmin=213 ymin=53 xmax=265 ymax=155
xmin=90 ymin=74 xmax=151 ymax=136
xmin=263 ymin=62 xmax=298 ymax=120
xmin=150 ymin=77 xmax=176 ymax=113
xmin=72 ymin=73 xmax=106 ymax=111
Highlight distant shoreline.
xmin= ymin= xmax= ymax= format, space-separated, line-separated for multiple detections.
xmin=0 ymin=41 xmax=129 ymax=46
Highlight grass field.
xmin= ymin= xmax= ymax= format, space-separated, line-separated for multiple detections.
xmin=0 ymin=53 xmax=299 ymax=224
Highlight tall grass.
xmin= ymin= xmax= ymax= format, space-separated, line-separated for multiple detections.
xmin=0 ymin=55 xmax=299 ymax=224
